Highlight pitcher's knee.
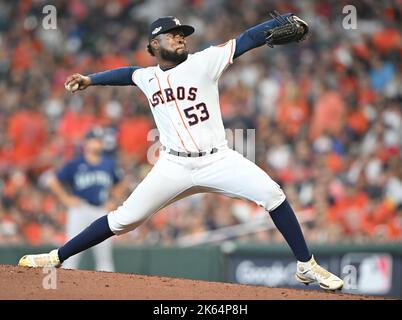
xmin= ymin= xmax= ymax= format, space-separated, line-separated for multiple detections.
xmin=265 ymin=183 xmax=286 ymax=212
xmin=107 ymin=207 xmax=147 ymax=235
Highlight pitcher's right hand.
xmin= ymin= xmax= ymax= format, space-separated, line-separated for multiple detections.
xmin=64 ymin=73 xmax=91 ymax=92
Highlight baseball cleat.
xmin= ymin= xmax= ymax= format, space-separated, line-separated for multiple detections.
xmin=18 ymin=249 xmax=61 ymax=268
xmin=295 ymin=255 xmax=343 ymax=291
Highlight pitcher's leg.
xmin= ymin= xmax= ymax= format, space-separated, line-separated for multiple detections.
xmin=269 ymin=199 xmax=311 ymax=262
xmin=195 ymin=149 xmax=310 ymax=261
xmin=195 ymin=150 xmax=286 ymax=211
xmin=107 ymin=156 xmax=193 ymax=234
xmin=58 ymin=156 xmax=192 ymax=264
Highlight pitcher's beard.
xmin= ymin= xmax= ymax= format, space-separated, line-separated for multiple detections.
xmin=160 ymin=47 xmax=188 ymax=64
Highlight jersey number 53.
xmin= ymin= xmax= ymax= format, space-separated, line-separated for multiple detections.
xmin=183 ymin=103 xmax=210 ymax=126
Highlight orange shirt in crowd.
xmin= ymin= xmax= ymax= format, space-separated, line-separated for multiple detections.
xmin=309 ymin=91 xmax=346 ymax=141
xmin=325 ymin=152 xmax=344 ymax=173
xmin=118 ymin=116 xmax=153 ymax=162
xmin=23 ymin=222 xmax=41 ymax=246
xmin=12 ymin=37 xmax=42 ymax=71
xmin=339 ymin=76 xmax=358 ymax=97
xmin=353 ymin=42 xmax=370 ymax=60
xmin=328 ymin=191 xmax=369 ymax=235
xmin=371 ymin=199 xmax=396 ymax=225
xmin=133 ymin=48 xmax=156 ymax=67
xmin=277 ymin=98 xmax=309 ymax=137
xmin=347 ymin=107 xmax=369 ymax=135
xmin=7 ymin=110 xmax=48 ymax=167
xmin=218 ymin=91 xmax=235 ymax=119
xmin=96 ymin=54 xmax=130 ymax=71
xmin=372 ymin=28 xmax=402 ymax=53
xmin=388 ymin=215 xmax=402 ymax=240
xmin=358 ymin=87 xmax=377 ymax=105
xmin=361 ymin=203 xmax=398 ymax=239
xmin=329 ymin=195 xmax=397 ymax=239
xmin=58 ymin=110 xmax=98 ymax=145
xmin=0 ymin=147 xmax=12 ymax=171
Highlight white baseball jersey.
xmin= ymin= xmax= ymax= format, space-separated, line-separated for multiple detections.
xmin=108 ymin=39 xmax=286 ymax=236
xmin=132 ymin=39 xmax=236 ymax=152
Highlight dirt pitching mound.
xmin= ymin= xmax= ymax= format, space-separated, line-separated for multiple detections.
xmin=0 ymin=264 xmax=384 ymax=300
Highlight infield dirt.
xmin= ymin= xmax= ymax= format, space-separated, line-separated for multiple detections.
xmin=0 ymin=264 xmax=386 ymax=300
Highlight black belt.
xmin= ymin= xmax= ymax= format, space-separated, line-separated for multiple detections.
xmin=162 ymin=146 xmax=218 ymax=157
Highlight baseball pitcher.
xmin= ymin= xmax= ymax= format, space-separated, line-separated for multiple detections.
xmin=19 ymin=12 xmax=343 ymax=290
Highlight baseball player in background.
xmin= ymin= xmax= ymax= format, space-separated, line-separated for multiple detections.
xmin=47 ymin=127 xmax=125 ymax=271
xmin=19 ymin=13 xmax=344 ymax=290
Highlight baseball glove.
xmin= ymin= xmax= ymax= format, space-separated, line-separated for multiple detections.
xmin=265 ymin=11 xmax=309 ymax=47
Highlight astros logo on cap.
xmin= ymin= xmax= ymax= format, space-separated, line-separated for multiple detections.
xmin=152 ymin=26 xmax=162 ymax=35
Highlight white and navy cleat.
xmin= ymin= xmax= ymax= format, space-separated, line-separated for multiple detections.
xmin=18 ymin=249 xmax=61 ymax=268
xmin=295 ymin=255 xmax=343 ymax=291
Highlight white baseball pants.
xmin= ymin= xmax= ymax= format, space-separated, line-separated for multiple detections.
xmin=108 ymin=146 xmax=286 ymax=235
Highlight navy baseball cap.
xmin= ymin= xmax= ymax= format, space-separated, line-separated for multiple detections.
xmin=148 ymin=16 xmax=194 ymax=42
xmin=85 ymin=127 xmax=104 ymax=140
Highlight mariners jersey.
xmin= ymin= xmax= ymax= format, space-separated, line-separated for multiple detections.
xmin=132 ymin=39 xmax=236 ymax=152
xmin=56 ymin=154 xmax=123 ymax=206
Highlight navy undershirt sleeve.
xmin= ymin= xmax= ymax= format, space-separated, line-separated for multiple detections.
xmin=234 ymin=13 xmax=293 ymax=59
xmin=88 ymin=66 xmax=140 ymax=86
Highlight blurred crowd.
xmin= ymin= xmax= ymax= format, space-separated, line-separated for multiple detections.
xmin=0 ymin=0 xmax=401 ymax=246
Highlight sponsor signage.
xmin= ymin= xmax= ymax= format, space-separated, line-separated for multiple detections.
xmin=226 ymin=252 xmax=401 ymax=297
